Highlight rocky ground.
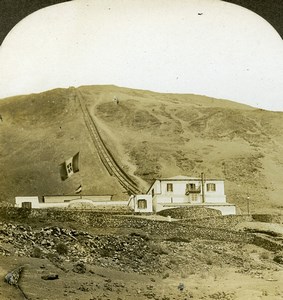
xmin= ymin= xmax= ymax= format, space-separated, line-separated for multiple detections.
xmin=0 ymin=212 xmax=283 ymax=300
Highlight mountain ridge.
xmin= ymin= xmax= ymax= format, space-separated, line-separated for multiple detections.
xmin=1 ymin=85 xmax=283 ymax=213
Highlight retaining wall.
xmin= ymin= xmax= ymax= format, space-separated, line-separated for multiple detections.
xmin=179 ymin=215 xmax=253 ymax=229
xmin=0 ymin=208 xmax=282 ymax=252
xmin=158 ymin=206 xmax=222 ymax=219
xmin=251 ymin=214 xmax=283 ymax=224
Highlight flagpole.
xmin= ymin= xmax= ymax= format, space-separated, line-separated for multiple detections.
xmin=64 ymin=184 xmax=82 ymax=200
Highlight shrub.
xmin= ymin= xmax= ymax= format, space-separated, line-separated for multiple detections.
xmin=55 ymin=242 xmax=68 ymax=255
xmin=46 ymin=252 xmax=61 ymax=264
xmin=19 ymin=207 xmax=32 ymax=218
xmin=181 ymin=270 xmax=188 ymax=279
xmin=149 ymin=242 xmax=169 ymax=255
xmin=273 ymin=254 xmax=283 ymax=264
xmin=31 ymin=246 xmax=42 ymax=258
xmin=259 ymin=252 xmax=269 ymax=260
xmin=130 ymin=231 xmax=150 ymax=241
xmin=169 ymin=257 xmax=178 ymax=265
xmin=72 ymin=261 xmax=86 ymax=274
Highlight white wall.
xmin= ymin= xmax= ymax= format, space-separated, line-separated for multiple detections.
xmin=160 ymin=180 xmax=200 ymax=195
xmin=39 ymin=202 xmax=68 ymax=208
xmin=205 ymin=194 xmax=226 ymax=203
xmin=206 ymin=204 xmax=236 ymax=215
xmin=133 ymin=195 xmax=153 ymax=213
xmin=204 ymin=181 xmax=226 ymax=203
xmin=15 ymin=197 xmax=40 ymax=208
xmin=44 ymin=195 xmax=81 ymax=203
xmin=148 ymin=180 xmax=161 ymax=196
xmin=67 ymin=199 xmax=126 ymax=209
xmin=15 ymin=196 xmax=128 ymax=210
xmin=149 ymin=179 xmax=226 ymax=204
xmin=44 ymin=195 xmax=113 ymax=203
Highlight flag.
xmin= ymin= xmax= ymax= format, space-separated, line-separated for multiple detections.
xmin=75 ymin=185 xmax=82 ymax=194
xmin=59 ymin=152 xmax=79 ymax=181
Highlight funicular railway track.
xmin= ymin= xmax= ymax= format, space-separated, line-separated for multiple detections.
xmin=75 ymin=90 xmax=140 ymax=195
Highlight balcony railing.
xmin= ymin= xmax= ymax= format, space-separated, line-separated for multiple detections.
xmin=185 ymin=186 xmax=201 ymax=195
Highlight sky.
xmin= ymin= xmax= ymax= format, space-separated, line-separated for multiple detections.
xmin=0 ymin=0 xmax=282 ymax=111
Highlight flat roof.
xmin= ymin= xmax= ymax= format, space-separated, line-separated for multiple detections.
xmin=155 ymin=175 xmax=225 ymax=181
xmin=157 ymin=178 xmax=225 ymax=181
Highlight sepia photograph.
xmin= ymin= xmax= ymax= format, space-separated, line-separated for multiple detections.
xmin=0 ymin=0 xmax=282 ymax=299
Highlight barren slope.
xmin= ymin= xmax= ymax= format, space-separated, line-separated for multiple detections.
xmin=1 ymin=85 xmax=283 ymax=213
xmin=0 ymin=88 xmax=127 ymax=202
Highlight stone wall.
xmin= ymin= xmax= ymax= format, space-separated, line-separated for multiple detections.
xmin=0 ymin=208 xmax=253 ymax=243
xmin=0 ymin=207 xmax=133 ymax=224
xmin=252 ymin=235 xmax=283 ymax=252
xmin=179 ymin=215 xmax=253 ymax=229
xmin=157 ymin=206 xmax=222 ymax=219
xmin=252 ymin=214 xmax=283 ymax=224
xmin=0 ymin=208 xmax=282 ymax=252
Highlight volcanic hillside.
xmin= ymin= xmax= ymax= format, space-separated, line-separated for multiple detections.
xmin=1 ymin=85 xmax=283 ymax=213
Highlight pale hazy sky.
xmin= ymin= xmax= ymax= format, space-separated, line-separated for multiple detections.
xmin=0 ymin=0 xmax=282 ymax=111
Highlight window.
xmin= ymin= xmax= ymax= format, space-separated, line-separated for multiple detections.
xmin=190 ymin=194 xmax=198 ymax=201
xmin=167 ymin=183 xmax=173 ymax=192
xmin=22 ymin=202 xmax=32 ymax=209
xmin=207 ymin=183 xmax=216 ymax=192
xmin=151 ymin=189 xmax=155 ymax=197
xmin=187 ymin=183 xmax=196 ymax=190
xmin=137 ymin=199 xmax=147 ymax=209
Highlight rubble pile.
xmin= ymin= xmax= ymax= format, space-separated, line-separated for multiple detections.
xmin=0 ymin=217 xmax=281 ymax=282
xmin=0 ymin=222 xmax=165 ymax=274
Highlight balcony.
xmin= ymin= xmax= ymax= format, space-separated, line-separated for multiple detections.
xmin=185 ymin=186 xmax=201 ymax=195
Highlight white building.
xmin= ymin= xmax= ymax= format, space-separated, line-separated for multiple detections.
xmin=14 ymin=195 xmax=127 ymax=209
xmin=129 ymin=175 xmax=236 ymax=215
xmin=15 ymin=174 xmax=236 ymax=215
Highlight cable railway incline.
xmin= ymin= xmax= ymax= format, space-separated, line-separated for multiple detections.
xmin=75 ymin=89 xmax=141 ymax=195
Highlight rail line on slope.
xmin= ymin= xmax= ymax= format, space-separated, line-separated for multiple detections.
xmin=75 ymin=90 xmax=141 ymax=195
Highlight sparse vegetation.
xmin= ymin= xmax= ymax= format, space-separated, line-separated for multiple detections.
xmin=262 ymin=290 xmax=268 ymax=296
xmin=129 ymin=231 xmax=150 ymax=241
xmin=169 ymin=257 xmax=178 ymax=265
xmin=259 ymin=251 xmax=270 ymax=260
xmin=149 ymin=242 xmax=169 ymax=255
xmin=209 ymin=291 xmax=235 ymax=299
xmin=180 ymin=270 xmax=188 ymax=278
xmin=55 ymin=242 xmax=68 ymax=256
xmin=100 ymin=248 xmax=114 ymax=258
xmin=31 ymin=246 xmax=42 ymax=258
xmin=273 ymin=253 xmax=283 ymax=264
